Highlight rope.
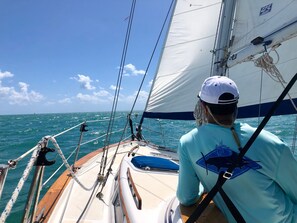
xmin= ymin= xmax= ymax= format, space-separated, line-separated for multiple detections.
xmin=1 ymin=117 xmax=118 ymax=222
xmin=254 ymin=48 xmax=297 ymax=154
xmin=254 ymin=50 xmax=297 ymax=111
xmin=254 ymin=50 xmax=285 ymax=83
xmin=42 ymin=128 xmax=124 ymax=187
xmin=47 ymin=136 xmax=99 ymax=191
xmin=42 ymin=147 xmax=76 ymax=187
xmin=0 ymin=145 xmax=40 ymax=223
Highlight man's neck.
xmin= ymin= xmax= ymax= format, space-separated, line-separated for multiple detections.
xmin=207 ymin=114 xmax=234 ymax=127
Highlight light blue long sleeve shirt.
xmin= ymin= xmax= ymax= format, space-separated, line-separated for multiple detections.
xmin=177 ymin=122 xmax=297 ymax=223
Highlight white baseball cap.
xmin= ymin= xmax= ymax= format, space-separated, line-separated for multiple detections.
xmin=199 ymin=76 xmax=239 ymax=104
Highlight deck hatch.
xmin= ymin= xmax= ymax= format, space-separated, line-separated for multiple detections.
xmin=131 ymin=156 xmax=179 ymax=172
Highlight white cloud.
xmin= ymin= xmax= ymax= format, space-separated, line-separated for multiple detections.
xmin=19 ymin=82 xmax=29 ymax=92
xmin=76 ymin=90 xmax=113 ymax=104
xmin=94 ymin=90 xmax=112 ymax=97
xmin=0 ymin=71 xmax=45 ymax=105
xmin=109 ymin=85 xmax=123 ymax=91
xmin=123 ymin=90 xmax=149 ymax=104
xmin=0 ymin=84 xmax=11 ymax=96
xmin=133 ymin=90 xmax=149 ymax=102
xmin=123 ymin=64 xmax=145 ymax=77
xmin=71 ymin=74 xmax=96 ymax=90
xmin=58 ymin=98 xmax=72 ymax=104
xmin=7 ymin=82 xmax=44 ymax=105
xmin=0 ymin=70 xmax=14 ymax=97
xmin=148 ymin=79 xmax=153 ymax=87
xmin=0 ymin=71 xmax=14 ymax=80
xmin=76 ymin=93 xmax=96 ymax=103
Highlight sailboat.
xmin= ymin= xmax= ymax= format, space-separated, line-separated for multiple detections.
xmin=1 ymin=0 xmax=297 ymax=222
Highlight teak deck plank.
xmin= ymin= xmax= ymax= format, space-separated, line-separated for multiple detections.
xmin=180 ymin=194 xmax=228 ymax=223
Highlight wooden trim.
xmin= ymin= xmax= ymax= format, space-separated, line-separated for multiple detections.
xmin=34 ymin=140 xmax=130 ymax=222
xmin=126 ymin=167 xmax=142 ymax=209
xmin=179 ymin=194 xmax=228 ymax=223
xmin=34 ymin=148 xmax=103 ymax=222
xmin=35 ymin=139 xmax=227 ymax=223
xmin=127 ymin=145 xmax=139 ymax=156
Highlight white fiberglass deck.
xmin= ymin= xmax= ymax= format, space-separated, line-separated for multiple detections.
xmin=44 ymin=141 xmax=179 ymax=223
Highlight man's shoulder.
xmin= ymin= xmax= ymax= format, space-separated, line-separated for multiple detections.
xmin=238 ymin=122 xmax=286 ymax=145
xmin=236 ymin=122 xmax=254 ymax=131
xmin=180 ymin=128 xmax=198 ymax=142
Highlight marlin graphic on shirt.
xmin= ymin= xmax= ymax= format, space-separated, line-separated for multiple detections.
xmin=197 ymin=142 xmax=261 ymax=179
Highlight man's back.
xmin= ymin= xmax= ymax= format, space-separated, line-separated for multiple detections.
xmin=177 ymin=122 xmax=297 ymax=223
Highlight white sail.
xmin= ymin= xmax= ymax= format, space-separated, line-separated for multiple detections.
xmin=228 ymin=1 xmax=297 ymax=118
xmin=144 ymin=0 xmax=222 ymax=120
xmin=144 ymin=0 xmax=297 ymax=120
xmin=228 ymin=0 xmax=297 ymax=66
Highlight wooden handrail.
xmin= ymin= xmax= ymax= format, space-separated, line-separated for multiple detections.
xmin=126 ymin=167 xmax=142 ymax=210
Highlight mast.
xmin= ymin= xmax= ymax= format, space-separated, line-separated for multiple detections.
xmin=212 ymin=0 xmax=236 ymax=76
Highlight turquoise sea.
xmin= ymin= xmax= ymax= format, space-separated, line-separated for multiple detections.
xmin=0 ymin=112 xmax=296 ymax=222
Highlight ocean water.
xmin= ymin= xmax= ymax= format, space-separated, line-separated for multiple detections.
xmin=0 ymin=112 xmax=296 ymax=222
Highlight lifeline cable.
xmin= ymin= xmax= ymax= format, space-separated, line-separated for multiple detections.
xmin=0 ymin=147 xmax=39 ymax=223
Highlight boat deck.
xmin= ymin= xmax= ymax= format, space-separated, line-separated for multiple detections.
xmin=35 ymin=141 xmax=226 ymax=223
xmin=35 ymin=141 xmax=179 ymax=223
xmin=118 ymin=149 xmax=179 ymax=222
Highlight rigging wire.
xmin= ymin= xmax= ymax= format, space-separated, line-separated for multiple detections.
xmin=129 ymin=0 xmax=175 ymax=115
xmin=97 ymin=0 xmax=175 ymax=195
xmin=258 ymin=71 xmax=264 ymax=125
xmin=5 ymin=118 xmax=118 ymax=166
xmin=42 ymin=128 xmax=124 ymax=187
xmin=137 ymin=0 xmax=175 ymax=128
xmin=292 ymin=116 xmax=297 ymax=155
xmin=97 ymin=0 xmax=137 ymax=192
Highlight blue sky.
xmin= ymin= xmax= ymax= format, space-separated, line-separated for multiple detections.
xmin=0 ymin=0 xmax=172 ymax=115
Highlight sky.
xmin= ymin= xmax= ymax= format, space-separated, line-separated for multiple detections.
xmin=0 ymin=0 xmax=173 ymax=115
